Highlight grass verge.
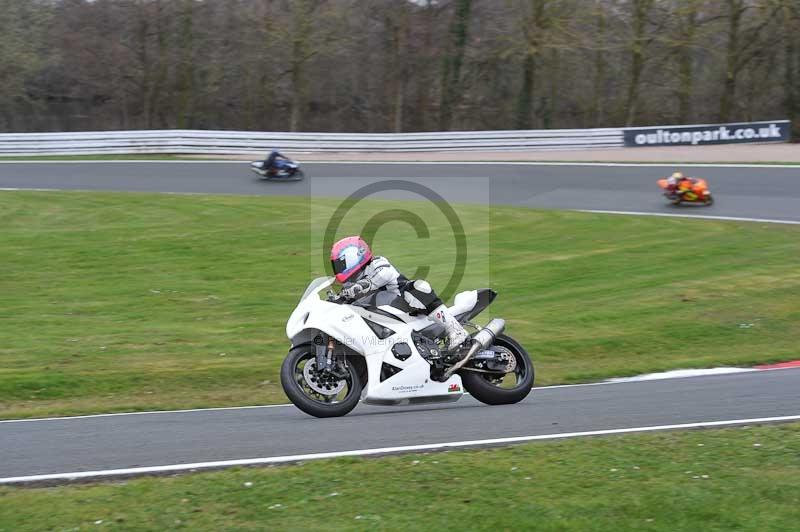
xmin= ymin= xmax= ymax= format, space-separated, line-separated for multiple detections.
xmin=1 ymin=190 xmax=798 ymax=419
xmin=1 ymin=423 xmax=798 ymax=531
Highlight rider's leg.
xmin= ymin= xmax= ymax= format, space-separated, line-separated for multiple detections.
xmin=265 ymin=152 xmax=277 ymax=174
xmin=403 ymin=280 xmax=469 ymax=350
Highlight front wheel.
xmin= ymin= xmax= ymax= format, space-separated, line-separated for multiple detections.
xmin=280 ymin=345 xmax=362 ymax=418
xmin=460 ymin=334 xmax=534 ymax=405
xmin=704 ymin=194 xmax=714 ymax=206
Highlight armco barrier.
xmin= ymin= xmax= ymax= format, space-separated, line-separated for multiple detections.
xmin=0 ymin=120 xmax=789 ymax=156
xmin=0 ymin=128 xmax=623 ymax=155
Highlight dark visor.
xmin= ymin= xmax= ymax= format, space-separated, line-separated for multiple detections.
xmin=332 ymin=257 xmax=348 ymax=275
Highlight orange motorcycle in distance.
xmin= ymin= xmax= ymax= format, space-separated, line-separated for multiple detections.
xmin=657 ymin=177 xmax=714 ymax=206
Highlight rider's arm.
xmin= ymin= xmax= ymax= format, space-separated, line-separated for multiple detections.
xmin=342 ymin=256 xmax=400 ymax=298
xmin=360 ymin=256 xmax=400 ymax=291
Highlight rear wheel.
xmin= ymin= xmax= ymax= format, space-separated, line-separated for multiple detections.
xmin=460 ymin=334 xmax=534 ymax=405
xmin=280 ymin=345 xmax=362 ymax=418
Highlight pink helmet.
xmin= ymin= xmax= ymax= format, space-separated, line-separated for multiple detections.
xmin=330 ymin=236 xmax=373 ymax=283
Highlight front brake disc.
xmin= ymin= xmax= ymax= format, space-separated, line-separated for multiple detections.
xmin=303 ymin=360 xmax=346 ymax=395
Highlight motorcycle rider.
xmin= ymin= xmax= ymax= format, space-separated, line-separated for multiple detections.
xmin=330 ymin=236 xmax=469 ymax=352
xmin=665 ymin=171 xmax=695 ymax=196
xmin=261 ymin=148 xmax=289 ymax=176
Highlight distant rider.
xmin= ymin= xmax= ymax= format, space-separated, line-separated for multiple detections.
xmin=665 ymin=171 xmax=695 ymax=196
xmin=262 ymin=149 xmax=289 ymax=176
xmin=330 ymin=236 xmax=469 ymax=351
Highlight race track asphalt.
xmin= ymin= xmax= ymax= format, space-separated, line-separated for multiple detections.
xmin=1 ymin=160 xmax=799 ymax=483
xmin=2 ymin=368 xmax=800 ymax=482
xmin=0 ymin=161 xmax=798 ymax=221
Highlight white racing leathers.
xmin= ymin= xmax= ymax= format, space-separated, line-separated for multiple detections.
xmin=348 ymin=256 xmax=468 ymax=350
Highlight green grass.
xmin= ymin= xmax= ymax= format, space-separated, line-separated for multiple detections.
xmin=1 ymin=190 xmax=799 ymax=419
xmin=1 ymin=422 xmax=799 ymax=531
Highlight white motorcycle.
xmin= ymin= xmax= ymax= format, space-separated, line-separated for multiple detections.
xmin=281 ymin=277 xmax=534 ymax=418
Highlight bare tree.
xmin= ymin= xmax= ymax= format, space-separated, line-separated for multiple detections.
xmin=620 ymin=0 xmax=660 ymax=126
xmin=0 ymin=0 xmax=50 ymax=130
xmin=779 ymin=0 xmax=800 ymax=136
xmin=0 ymin=0 xmax=793 ymax=134
xmin=439 ymin=0 xmax=473 ymax=130
xmin=719 ymin=0 xmax=778 ymax=122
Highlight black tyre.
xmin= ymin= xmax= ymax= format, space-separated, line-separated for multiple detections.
xmin=704 ymin=195 xmax=714 ymax=206
xmin=280 ymin=345 xmax=362 ymax=418
xmin=460 ymin=334 xmax=534 ymax=405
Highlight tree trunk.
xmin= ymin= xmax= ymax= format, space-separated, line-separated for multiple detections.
xmin=783 ymin=0 xmax=798 ymax=137
xmin=677 ymin=3 xmax=698 ymax=123
xmin=623 ymin=0 xmax=653 ymax=126
xmin=391 ymin=5 xmax=410 ymax=133
xmin=289 ymin=0 xmax=314 ymax=132
xmin=719 ymin=0 xmax=742 ymax=122
xmin=591 ymin=1 xmax=606 ymax=127
xmin=438 ymin=0 xmax=472 ymax=130
xmin=394 ymin=80 xmax=405 ymax=133
xmin=148 ymin=0 xmax=168 ymax=129
xmin=544 ymin=48 xmax=559 ymax=129
xmin=515 ymin=0 xmax=546 ymax=130
xmin=515 ymin=53 xmax=535 ymax=129
xmin=176 ymin=0 xmax=194 ymax=129
xmin=136 ymin=5 xmax=151 ymax=129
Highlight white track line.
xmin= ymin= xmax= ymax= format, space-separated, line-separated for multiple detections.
xmin=3 ymin=414 xmax=799 ymax=485
xmin=0 ymin=187 xmax=61 ymax=192
xmin=0 ymin=403 xmax=293 ymax=424
xmin=0 ymin=160 xmax=799 ymax=168
xmin=577 ymin=209 xmax=800 ymax=225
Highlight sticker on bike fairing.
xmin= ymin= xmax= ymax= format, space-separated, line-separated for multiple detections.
xmin=392 ymin=384 xmax=425 ymax=393
xmin=448 ymin=383 xmax=461 ymax=393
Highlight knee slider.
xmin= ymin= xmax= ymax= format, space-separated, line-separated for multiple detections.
xmin=403 ymin=291 xmax=427 ymax=310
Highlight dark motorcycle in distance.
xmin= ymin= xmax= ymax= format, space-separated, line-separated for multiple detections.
xmin=250 ymin=157 xmax=305 ymax=181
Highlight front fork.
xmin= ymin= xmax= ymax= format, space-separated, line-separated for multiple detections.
xmin=314 ymin=335 xmax=349 ymax=378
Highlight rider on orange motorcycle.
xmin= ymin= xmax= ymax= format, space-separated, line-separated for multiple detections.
xmin=665 ymin=171 xmax=696 ymax=197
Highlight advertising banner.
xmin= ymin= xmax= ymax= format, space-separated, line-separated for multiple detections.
xmin=624 ymin=120 xmax=790 ymax=147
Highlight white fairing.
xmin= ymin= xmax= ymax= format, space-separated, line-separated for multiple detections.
xmin=450 ymin=290 xmax=478 ymax=317
xmin=287 ymin=277 xmax=466 ymax=405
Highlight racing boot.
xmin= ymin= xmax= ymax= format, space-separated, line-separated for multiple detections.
xmin=429 ymin=304 xmax=469 ymax=352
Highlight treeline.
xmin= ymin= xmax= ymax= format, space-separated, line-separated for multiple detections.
xmin=1 ymin=0 xmax=798 ymax=134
